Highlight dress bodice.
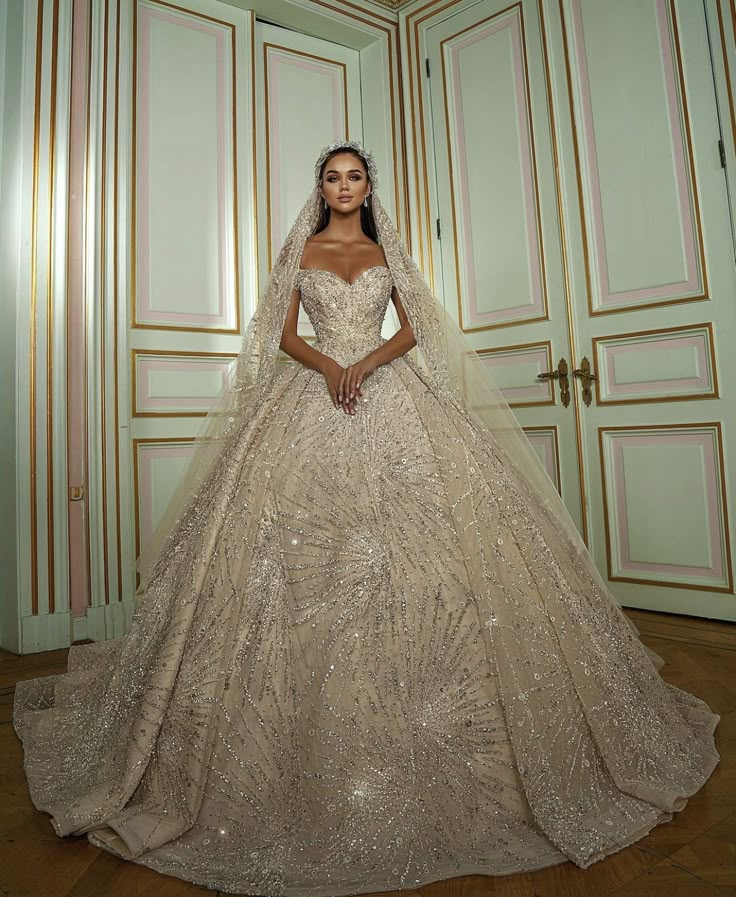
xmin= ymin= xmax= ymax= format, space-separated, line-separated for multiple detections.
xmin=296 ymin=266 xmax=393 ymax=365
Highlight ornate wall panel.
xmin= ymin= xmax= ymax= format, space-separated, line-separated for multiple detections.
xmin=475 ymin=341 xmax=554 ymax=406
xmin=440 ymin=6 xmax=548 ymax=331
xmin=523 ymin=426 xmax=561 ymax=493
xmin=133 ymin=1 xmax=240 ymax=332
xmin=593 ymin=324 xmax=718 ymax=405
xmin=131 ymin=349 xmax=237 ymax=416
xmin=599 ymin=424 xmax=732 ymax=591
xmin=132 ymin=437 xmax=195 ymax=562
xmin=564 ymin=0 xmax=706 ymax=314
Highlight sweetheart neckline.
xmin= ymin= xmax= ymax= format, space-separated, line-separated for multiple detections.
xmin=297 ymin=265 xmax=390 ymax=287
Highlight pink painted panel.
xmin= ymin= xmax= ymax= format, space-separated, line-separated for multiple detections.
xmin=571 ymin=0 xmax=699 ymax=307
xmin=138 ymin=443 xmax=194 ymax=548
xmin=449 ymin=14 xmax=544 ymax=327
xmin=601 ymin=332 xmax=712 ymax=399
xmin=478 ymin=345 xmax=553 ymax=404
xmin=607 ymin=429 xmax=724 ymax=582
xmin=523 ymin=430 xmax=560 ymax=492
xmin=137 ymin=6 xmax=234 ymax=328
xmin=136 ymin=355 xmax=235 ymax=413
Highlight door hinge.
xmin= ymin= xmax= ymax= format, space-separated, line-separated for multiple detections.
xmin=425 ymin=57 xmax=430 ymax=78
xmin=718 ymin=138 xmax=726 ymax=169
xmin=436 ymin=218 xmax=441 ymax=239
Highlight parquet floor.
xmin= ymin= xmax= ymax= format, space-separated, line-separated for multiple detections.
xmin=1 ymin=608 xmax=734 ymax=897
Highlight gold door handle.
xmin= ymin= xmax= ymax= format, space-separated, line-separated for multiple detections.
xmin=537 ymin=357 xmax=570 ymax=407
xmin=572 ymin=356 xmax=597 ymax=406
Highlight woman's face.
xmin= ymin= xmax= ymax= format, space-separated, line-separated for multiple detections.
xmin=320 ymin=152 xmax=370 ymax=212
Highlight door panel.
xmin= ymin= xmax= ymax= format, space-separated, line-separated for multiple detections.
xmin=426 ymin=0 xmax=585 ymax=534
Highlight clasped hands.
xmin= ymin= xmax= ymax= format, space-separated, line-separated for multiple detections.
xmin=322 ymin=356 xmax=377 ymax=415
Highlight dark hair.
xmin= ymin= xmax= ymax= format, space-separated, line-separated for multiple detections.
xmin=313 ymin=150 xmax=379 ymax=242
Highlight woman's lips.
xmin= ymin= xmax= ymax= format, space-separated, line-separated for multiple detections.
xmin=338 ymin=196 xmax=353 ymax=202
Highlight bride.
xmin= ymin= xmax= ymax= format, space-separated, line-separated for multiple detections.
xmin=13 ymin=139 xmax=720 ymax=897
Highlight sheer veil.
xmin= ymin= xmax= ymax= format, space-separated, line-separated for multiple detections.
xmin=134 ymin=140 xmax=653 ymax=659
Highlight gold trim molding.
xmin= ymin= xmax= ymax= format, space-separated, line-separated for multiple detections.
xmin=363 ymin=0 xmax=418 ymax=7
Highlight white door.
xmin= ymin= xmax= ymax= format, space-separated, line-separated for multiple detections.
xmin=426 ymin=0 xmax=585 ymax=536
xmin=425 ymin=0 xmax=736 ymax=619
xmin=555 ymin=0 xmax=736 ymax=619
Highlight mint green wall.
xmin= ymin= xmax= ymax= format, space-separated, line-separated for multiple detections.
xmin=0 ymin=0 xmax=22 ymax=652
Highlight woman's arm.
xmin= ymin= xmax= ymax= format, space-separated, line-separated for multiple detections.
xmin=279 ymin=288 xmax=332 ymax=373
xmin=340 ymin=287 xmax=417 ymax=407
xmin=279 ymin=288 xmax=351 ymax=412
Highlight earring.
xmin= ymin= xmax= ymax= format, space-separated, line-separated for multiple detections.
xmin=363 ymin=194 xmax=369 ymax=207
xmin=324 ymin=198 xmax=327 ymax=209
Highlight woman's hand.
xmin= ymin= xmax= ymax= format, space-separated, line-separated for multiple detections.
xmin=338 ymin=357 xmax=377 ymax=415
xmin=321 ymin=358 xmax=357 ymax=414
xmin=321 ymin=356 xmax=377 ymax=414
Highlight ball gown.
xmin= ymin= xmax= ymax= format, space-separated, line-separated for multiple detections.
xmin=13 ymin=263 xmax=720 ymax=896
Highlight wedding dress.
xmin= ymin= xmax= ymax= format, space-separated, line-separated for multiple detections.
xmin=13 ymin=141 xmax=720 ymax=897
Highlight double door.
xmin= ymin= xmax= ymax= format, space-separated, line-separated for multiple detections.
xmin=425 ymin=0 xmax=736 ymax=619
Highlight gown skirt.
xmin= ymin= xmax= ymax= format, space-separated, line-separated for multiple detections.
xmin=13 ymin=266 xmax=720 ymax=896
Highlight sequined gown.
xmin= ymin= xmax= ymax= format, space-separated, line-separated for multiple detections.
xmin=13 ymin=265 xmax=720 ymax=896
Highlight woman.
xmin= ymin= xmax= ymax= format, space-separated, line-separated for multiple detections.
xmin=13 ymin=140 xmax=720 ymax=896
xmin=282 ymin=149 xmax=416 ymax=416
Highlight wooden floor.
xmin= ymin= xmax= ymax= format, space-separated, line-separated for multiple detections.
xmin=1 ymin=608 xmax=735 ymax=897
